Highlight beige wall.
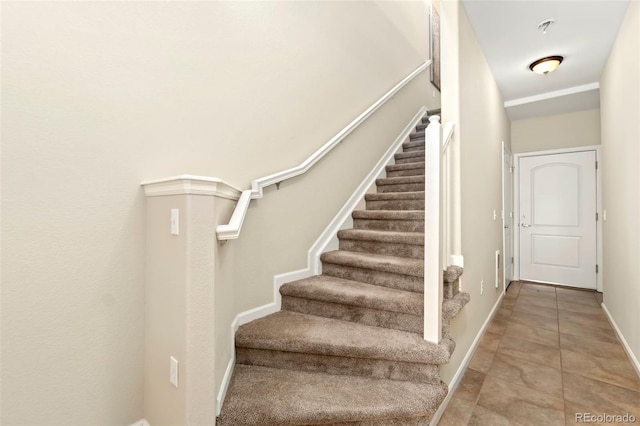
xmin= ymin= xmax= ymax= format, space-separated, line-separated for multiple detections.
xmin=601 ymin=1 xmax=640 ymax=368
xmin=511 ymin=109 xmax=601 ymax=153
xmin=439 ymin=0 xmax=511 ymax=384
xmin=1 ymin=1 xmax=437 ymax=423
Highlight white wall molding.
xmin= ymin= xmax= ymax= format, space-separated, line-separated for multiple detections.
xmin=602 ymin=303 xmax=640 ymax=379
xmin=128 ymin=420 xmax=150 ymax=426
xmin=141 ymin=175 xmax=242 ymax=200
xmin=215 ymin=106 xmax=430 ymax=414
xmin=216 ymin=61 xmax=432 ymax=240
xmin=504 ymin=82 xmax=600 ymax=108
xmin=429 ymin=291 xmax=505 ymax=426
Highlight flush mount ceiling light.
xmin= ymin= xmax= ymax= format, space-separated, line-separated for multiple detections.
xmin=529 ymin=56 xmax=564 ymax=75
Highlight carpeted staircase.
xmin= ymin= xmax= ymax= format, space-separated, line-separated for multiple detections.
xmin=218 ymin=111 xmax=470 ymax=425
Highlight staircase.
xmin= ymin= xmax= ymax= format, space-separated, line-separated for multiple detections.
xmin=217 ymin=111 xmax=469 ymax=425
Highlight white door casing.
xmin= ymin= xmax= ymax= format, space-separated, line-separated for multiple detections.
xmin=502 ymin=143 xmax=514 ymax=290
xmin=519 ymin=150 xmax=597 ymax=289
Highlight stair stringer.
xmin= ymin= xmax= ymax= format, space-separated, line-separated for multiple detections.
xmin=216 ymin=106 xmax=430 ymax=415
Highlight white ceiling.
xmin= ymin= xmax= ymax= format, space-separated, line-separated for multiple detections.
xmin=461 ymin=0 xmax=630 ymax=120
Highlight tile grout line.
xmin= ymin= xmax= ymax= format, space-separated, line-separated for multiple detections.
xmin=556 ymin=286 xmax=569 ymax=424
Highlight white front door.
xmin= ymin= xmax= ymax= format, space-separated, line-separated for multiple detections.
xmin=519 ymin=151 xmax=597 ymax=289
xmin=503 ymin=144 xmax=514 ymax=289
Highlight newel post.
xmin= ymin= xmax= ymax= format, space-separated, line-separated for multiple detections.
xmin=424 ymin=115 xmax=444 ymax=344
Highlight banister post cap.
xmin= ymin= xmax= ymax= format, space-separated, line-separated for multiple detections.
xmin=428 ymin=115 xmax=441 ymax=123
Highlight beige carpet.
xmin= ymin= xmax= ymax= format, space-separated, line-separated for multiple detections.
xmin=218 ymin=111 xmax=470 ymax=425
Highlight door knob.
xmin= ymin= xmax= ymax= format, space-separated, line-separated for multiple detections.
xmin=521 ymin=223 xmax=531 ymax=227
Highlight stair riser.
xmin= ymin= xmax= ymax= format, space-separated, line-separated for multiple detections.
xmin=236 ymin=348 xmax=440 ymax=384
xmin=339 ymin=239 xmax=424 ymax=260
xmin=377 ymin=183 xmax=425 ymax=193
xmin=322 ymin=263 xmax=423 ymax=293
xmin=282 ymin=296 xmax=422 ymax=334
xmin=366 ymin=200 xmax=424 ymax=210
xmin=416 ymin=123 xmax=428 ymax=131
xmin=395 ymin=157 xmax=425 ymax=165
xmin=410 ymin=132 xmax=425 ymax=140
xmin=386 ymin=168 xmax=425 ymax=178
xmin=354 ymin=219 xmax=424 ymax=232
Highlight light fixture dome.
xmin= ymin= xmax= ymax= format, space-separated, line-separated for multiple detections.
xmin=529 ymin=56 xmax=564 ymax=75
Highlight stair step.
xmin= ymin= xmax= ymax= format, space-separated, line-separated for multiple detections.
xmin=395 ymin=150 xmax=425 ymax=165
xmin=280 ymin=275 xmax=422 ymax=332
xmin=353 ymin=210 xmax=425 ymax=232
xmin=321 ymin=250 xmax=423 ymax=292
xmin=376 ymin=175 xmax=425 ymax=193
xmin=217 ymin=364 xmax=447 ymax=425
xmin=365 ymin=191 xmax=424 ymax=211
xmin=338 ymin=229 xmax=424 ymax=259
xmin=386 ymin=161 xmax=425 ymax=178
xmin=235 ymin=311 xmax=453 ymax=383
xmin=410 ymin=131 xmax=425 ymax=140
xmin=403 ymin=139 xmax=425 ymax=152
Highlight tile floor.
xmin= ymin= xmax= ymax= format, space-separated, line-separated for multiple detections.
xmin=438 ymin=281 xmax=640 ymax=426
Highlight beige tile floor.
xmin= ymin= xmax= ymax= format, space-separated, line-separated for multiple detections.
xmin=438 ymin=281 xmax=640 ymax=426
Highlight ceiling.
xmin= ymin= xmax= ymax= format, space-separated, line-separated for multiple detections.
xmin=461 ymin=0 xmax=630 ymax=120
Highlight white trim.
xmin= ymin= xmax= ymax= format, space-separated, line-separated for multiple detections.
xmin=215 ymin=61 xmax=432 ymax=240
xmin=424 ymin=115 xmax=443 ymax=344
xmin=430 ymin=291 xmax=505 ymax=426
xmin=141 ymin=175 xmax=242 ymax=200
xmin=128 ymin=420 xmax=150 ymax=426
xmin=501 ymin=142 xmax=514 ymax=292
xmin=214 ymin=108 xmax=429 ymax=413
xmin=504 ymin=82 xmax=600 ymax=108
xmin=602 ymin=303 xmax=640 ymax=379
xmin=513 ymin=145 xmax=602 ymax=292
xmin=449 ymin=254 xmax=464 ymax=268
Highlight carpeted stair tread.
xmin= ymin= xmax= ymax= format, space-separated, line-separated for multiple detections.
xmin=409 ymin=131 xmax=425 ymax=140
xmin=352 ymin=210 xmax=424 ymax=220
xmin=444 ymin=265 xmax=464 ymax=283
xmin=443 ymin=292 xmax=471 ymax=320
xmin=235 ymin=311 xmax=451 ymax=364
xmin=321 ymin=250 xmax=423 ymax=278
xmin=386 ymin=162 xmax=425 ymax=172
xmin=338 ymin=229 xmax=423 ymax=246
xmin=280 ymin=275 xmax=423 ymax=316
xmin=402 ymin=140 xmax=425 ymax=151
xmin=217 ymin=364 xmax=447 ymax=426
xmin=376 ymin=175 xmax=425 ymax=187
xmin=365 ymin=191 xmax=424 ymax=201
xmin=352 ymin=210 xmax=425 ymax=232
xmin=395 ymin=150 xmax=425 ymax=161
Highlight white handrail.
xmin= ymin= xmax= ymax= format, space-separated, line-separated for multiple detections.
xmin=216 ymin=60 xmax=432 ymax=240
xmin=442 ymin=122 xmax=455 ymax=153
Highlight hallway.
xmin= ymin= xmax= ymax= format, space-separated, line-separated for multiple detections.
xmin=439 ymin=282 xmax=640 ymax=425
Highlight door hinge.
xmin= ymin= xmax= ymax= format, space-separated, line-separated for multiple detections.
xmin=596 ymin=212 xmax=599 ymax=221
xmin=596 ymin=161 xmax=598 ymax=170
xmin=511 ymin=256 xmax=514 ymax=264
xmin=596 ymin=264 xmax=599 ymax=274
xmin=510 ymin=166 xmax=514 ymax=173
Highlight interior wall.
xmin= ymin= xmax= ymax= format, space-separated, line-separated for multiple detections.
xmin=511 ymin=108 xmax=601 ymax=153
xmin=1 ymin=1 xmax=438 ymax=423
xmin=439 ymin=0 xmax=511 ymax=384
xmin=600 ymin=0 xmax=640 ymax=368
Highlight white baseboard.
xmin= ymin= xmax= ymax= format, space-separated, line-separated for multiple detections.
xmin=601 ymin=303 xmax=640 ymax=379
xmin=215 ymin=106 xmax=429 ymax=415
xmin=128 ymin=420 xmax=150 ymax=426
xmin=430 ymin=291 xmax=505 ymax=426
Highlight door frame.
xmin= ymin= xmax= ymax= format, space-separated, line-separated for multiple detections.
xmin=502 ymin=141 xmax=514 ymax=292
xmin=513 ymin=145 xmax=603 ymax=292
